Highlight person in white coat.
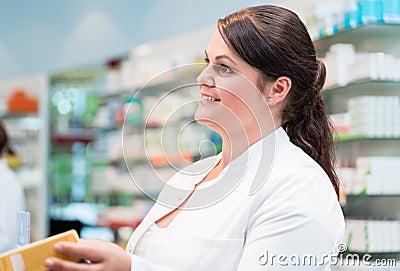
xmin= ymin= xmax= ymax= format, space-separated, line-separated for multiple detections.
xmin=45 ymin=5 xmax=345 ymax=271
xmin=0 ymin=122 xmax=26 ymax=253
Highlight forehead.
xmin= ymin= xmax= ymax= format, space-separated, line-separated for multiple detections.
xmin=206 ymin=30 xmax=261 ymax=83
xmin=206 ymin=30 xmax=235 ymax=57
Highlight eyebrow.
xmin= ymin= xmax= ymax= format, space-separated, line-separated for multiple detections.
xmin=204 ymin=50 xmax=237 ymax=65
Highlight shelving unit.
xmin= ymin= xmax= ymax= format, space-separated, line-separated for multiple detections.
xmin=314 ymin=23 xmax=400 ymax=57
xmin=323 ymin=80 xmax=400 ymax=114
xmin=47 ymin=26 xmax=217 ymax=242
xmin=315 ymin=23 xmax=400 ymax=267
xmin=344 ymin=195 xmax=400 ymax=219
xmin=0 ymin=73 xmax=49 ymax=242
xmin=47 ymin=68 xmax=217 ymax=240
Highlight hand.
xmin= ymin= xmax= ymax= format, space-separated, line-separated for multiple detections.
xmin=45 ymin=239 xmax=131 ymax=271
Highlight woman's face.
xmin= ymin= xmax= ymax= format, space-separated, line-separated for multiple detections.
xmin=195 ymin=30 xmax=273 ymax=139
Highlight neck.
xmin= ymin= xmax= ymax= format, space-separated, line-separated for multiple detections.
xmin=218 ymin=123 xmax=276 ymax=169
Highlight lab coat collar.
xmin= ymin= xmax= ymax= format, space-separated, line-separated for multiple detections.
xmin=127 ymin=126 xmax=289 ymax=252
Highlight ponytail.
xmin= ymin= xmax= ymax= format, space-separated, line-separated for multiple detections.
xmin=314 ymin=59 xmax=326 ymax=93
xmin=282 ymin=59 xmax=340 ymax=198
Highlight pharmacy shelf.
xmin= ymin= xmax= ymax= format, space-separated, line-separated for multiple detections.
xmin=144 ymin=116 xmax=196 ymax=129
xmin=334 ymin=137 xmax=400 ymax=161
xmin=120 ymin=152 xmax=204 ymax=168
xmin=0 ymin=74 xmax=50 ymax=241
xmin=0 ymin=112 xmax=39 ymax=119
xmin=323 ymin=80 xmax=400 ymax=114
xmin=95 ymin=66 xmax=201 ymax=99
xmin=52 ymin=129 xmax=96 ymax=144
xmin=315 ymin=20 xmax=400 ymax=266
xmin=314 ymin=23 xmax=400 ymax=57
xmin=343 ymin=195 xmax=400 ymax=219
xmin=335 ymin=134 xmax=400 ymax=142
xmin=47 ymin=26 xmax=216 ymax=235
xmin=48 ymin=69 xmax=206 ymax=232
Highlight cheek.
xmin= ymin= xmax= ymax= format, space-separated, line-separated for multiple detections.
xmin=216 ymin=79 xmax=271 ymax=128
xmin=216 ymin=77 xmax=263 ymax=117
xmin=219 ymin=91 xmax=243 ymax=111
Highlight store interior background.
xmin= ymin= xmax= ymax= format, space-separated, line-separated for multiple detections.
xmin=0 ymin=0 xmax=318 ymax=80
xmin=1 ymin=0 xmax=400 ymax=269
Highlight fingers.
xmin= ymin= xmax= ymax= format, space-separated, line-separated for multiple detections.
xmin=54 ymin=240 xmax=103 ymax=262
xmin=45 ymin=257 xmax=92 ymax=271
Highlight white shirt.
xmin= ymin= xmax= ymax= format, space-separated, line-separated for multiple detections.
xmin=126 ymin=127 xmax=345 ymax=270
xmin=0 ymin=158 xmax=26 ymax=252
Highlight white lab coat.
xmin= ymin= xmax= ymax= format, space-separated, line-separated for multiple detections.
xmin=126 ymin=127 xmax=345 ymax=270
xmin=0 ymin=158 xmax=26 ymax=253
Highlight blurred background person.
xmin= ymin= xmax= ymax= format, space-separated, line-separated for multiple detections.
xmin=0 ymin=121 xmax=26 ymax=252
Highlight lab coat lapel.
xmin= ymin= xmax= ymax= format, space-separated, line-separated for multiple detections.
xmin=127 ymin=154 xmax=221 ymax=252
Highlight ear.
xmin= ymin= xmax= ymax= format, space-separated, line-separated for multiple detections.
xmin=264 ymin=76 xmax=291 ymax=105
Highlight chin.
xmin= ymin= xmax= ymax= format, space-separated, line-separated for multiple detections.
xmin=194 ymin=111 xmax=211 ymax=126
xmin=194 ymin=109 xmax=215 ymax=128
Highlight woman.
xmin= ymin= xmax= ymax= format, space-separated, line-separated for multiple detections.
xmin=0 ymin=122 xmax=26 ymax=252
xmin=45 ymin=5 xmax=344 ymax=270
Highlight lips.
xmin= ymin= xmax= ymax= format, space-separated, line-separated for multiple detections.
xmin=201 ymin=93 xmax=221 ymax=102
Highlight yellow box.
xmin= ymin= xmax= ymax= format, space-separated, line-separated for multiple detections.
xmin=0 ymin=229 xmax=79 ymax=271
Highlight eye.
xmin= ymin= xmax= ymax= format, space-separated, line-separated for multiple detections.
xmin=218 ymin=64 xmax=234 ymax=75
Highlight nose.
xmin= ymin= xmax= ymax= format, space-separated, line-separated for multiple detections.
xmin=197 ymin=63 xmax=215 ymax=87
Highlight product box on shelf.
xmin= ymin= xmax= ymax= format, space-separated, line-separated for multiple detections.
xmin=347 ymin=96 xmax=400 ymax=138
xmin=315 ymin=0 xmax=400 ymax=39
xmin=352 ymin=156 xmax=400 ymax=195
xmin=344 ymin=219 xmax=400 ymax=253
xmin=323 ymin=43 xmax=400 ymax=88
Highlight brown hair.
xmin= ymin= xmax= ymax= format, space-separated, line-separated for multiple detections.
xmin=0 ymin=122 xmax=15 ymax=156
xmin=218 ymin=5 xmax=339 ymax=198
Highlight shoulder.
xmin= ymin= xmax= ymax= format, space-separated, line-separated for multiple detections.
xmin=269 ymin=139 xmax=333 ymax=195
xmin=252 ymin=140 xmax=344 ymax=242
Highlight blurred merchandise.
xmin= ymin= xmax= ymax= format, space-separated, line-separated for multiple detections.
xmin=323 ymin=43 xmax=400 ymax=88
xmin=330 ymin=96 xmax=400 ymax=138
xmin=80 ymin=226 xmax=115 ymax=242
xmin=347 ymin=96 xmax=400 ymax=137
xmin=4 ymin=153 xmax=22 ymax=169
xmin=338 ymin=156 xmax=400 ymax=196
xmin=47 ymin=27 xmax=217 ymax=239
xmin=97 ymin=199 xmax=152 ymax=230
xmin=316 ymin=17 xmax=400 ymax=267
xmin=314 ymin=0 xmax=400 ymax=39
xmin=352 ymin=156 xmax=400 ymax=195
xmin=7 ymin=89 xmax=38 ymax=113
xmin=0 ymin=74 xmax=48 ymax=242
xmin=344 ymin=219 xmax=400 ymax=253
xmin=331 ymin=113 xmax=351 ymax=135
